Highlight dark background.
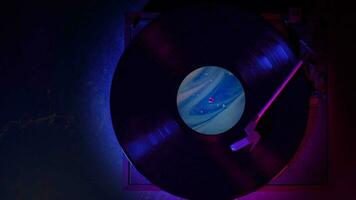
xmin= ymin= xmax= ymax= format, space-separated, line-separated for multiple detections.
xmin=0 ymin=0 xmax=355 ymax=199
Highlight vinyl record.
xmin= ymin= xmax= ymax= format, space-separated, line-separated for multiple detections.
xmin=110 ymin=4 xmax=309 ymax=200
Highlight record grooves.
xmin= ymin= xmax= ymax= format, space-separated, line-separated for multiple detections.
xmin=110 ymin=4 xmax=309 ymax=199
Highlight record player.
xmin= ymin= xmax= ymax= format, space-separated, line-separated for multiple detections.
xmin=111 ymin=1 xmax=328 ymax=199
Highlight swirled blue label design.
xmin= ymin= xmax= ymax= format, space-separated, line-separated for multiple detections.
xmin=177 ymin=66 xmax=246 ymax=135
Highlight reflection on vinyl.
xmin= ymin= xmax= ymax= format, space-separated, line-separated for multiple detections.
xmin=110 ymin=4 xmax=310 ymax=200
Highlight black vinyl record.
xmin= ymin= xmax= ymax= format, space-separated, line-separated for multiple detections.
xmin=110 ymin=4 xmax=309 ymax=200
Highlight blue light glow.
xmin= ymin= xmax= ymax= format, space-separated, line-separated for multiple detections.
xmin=127 ymin=120 xmax=179 ymax=160
xmin=258 ymin=56 xmax=273 ymax=70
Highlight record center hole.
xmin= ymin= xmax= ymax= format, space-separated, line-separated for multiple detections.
xmin=176 ymin=66 xmax=246 ymax=135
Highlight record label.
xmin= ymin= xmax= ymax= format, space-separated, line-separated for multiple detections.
xmin=177 ymin=66 xmax=246 ymax=135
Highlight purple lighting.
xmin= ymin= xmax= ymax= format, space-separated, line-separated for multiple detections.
xmin=231 ymin=50 xmax=311 ymax=152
